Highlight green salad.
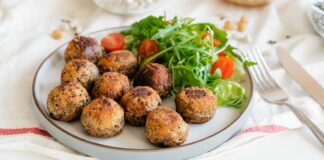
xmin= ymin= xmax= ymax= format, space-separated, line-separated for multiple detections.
xmin=118 ymin=16 xmax=254 ymax=109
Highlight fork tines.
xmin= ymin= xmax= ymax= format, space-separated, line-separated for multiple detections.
xmin=241 ymin=48 xmax=280 ymax=92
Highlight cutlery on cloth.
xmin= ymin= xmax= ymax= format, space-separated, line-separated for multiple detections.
xmin=276 ymin=47 xmax=324 ymax=109
xmin=241 ymin=48 xmax=324 ymax=146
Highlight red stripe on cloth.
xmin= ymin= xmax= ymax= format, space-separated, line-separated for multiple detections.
xmin=0 ymin=128 xmax=51 ymax=137
xmin=241 ymin=125 xmax=289 ymax=134
xmin=0 ymin=125 xmax=287 ymax=137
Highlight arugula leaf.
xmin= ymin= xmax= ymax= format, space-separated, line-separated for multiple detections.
xmin=129 ymin=16 xmax=166 ymax=39
xmin=244 ymin=61 xmax=257 ymax=67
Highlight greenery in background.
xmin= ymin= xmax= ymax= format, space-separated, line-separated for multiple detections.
xmin=122 ymin=15 xmax=253 ymax=109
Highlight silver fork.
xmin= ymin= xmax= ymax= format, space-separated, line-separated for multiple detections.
xmin=242 ymin=48 xmax=324 ymax=146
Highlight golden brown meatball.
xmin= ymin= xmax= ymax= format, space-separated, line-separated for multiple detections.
xmin=81 ymin=96 xmax=124 ymax=137
xmin=47 ymin=82 xmax=90 ymax=121
xmin=121 ymin=86 xmax=162 ymax=126
xmin=64 ymin=36 xmax=102 ymax=63
xmin=97 ymin=50 xmax=138 ymax=77
xmin=175 ymin=87 xmax=217 ymax=123
xmin=134 ymin=63 xmax=172 ymax=97
xmin=61 ymin=59 xmax=100 ymax=90
xmin=145 ymin=106 xmax=189 ymax=147
xmin=92 ymin=72 xmax=130 ymax=100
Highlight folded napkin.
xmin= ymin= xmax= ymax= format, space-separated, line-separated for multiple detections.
xmin=0 ymin=0 xmax=323 ymax=159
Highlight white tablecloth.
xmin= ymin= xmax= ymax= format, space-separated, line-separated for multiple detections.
xmin=0 ymin=0 xmax=323 ymax=159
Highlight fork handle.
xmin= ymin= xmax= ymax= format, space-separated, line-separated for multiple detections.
xmin=286 ymin=103 xmax=324 ymax=146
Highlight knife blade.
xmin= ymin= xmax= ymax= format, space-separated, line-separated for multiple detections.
xmin=276 ymin=47 xmax=324 ymax=108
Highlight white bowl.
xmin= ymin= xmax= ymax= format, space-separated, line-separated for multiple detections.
xmin=93 ymin=0 xmax=170 ymax=15
xmin=308 ymin=1 xmax=324 ymax=38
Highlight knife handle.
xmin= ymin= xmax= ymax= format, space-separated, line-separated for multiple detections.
xmin=286 ymin=103 xmax=324 ymax=146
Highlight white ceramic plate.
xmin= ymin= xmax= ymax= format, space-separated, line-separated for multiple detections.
xmin=32 ymin=27 xmax=254 ymax=160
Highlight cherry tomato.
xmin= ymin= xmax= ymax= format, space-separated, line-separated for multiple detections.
xmin=138 ymin=39 xmax=159 ymax=59
xmin=101 ymin=33 xmax=125 ymax=52
xmin=210 ymin=56 xmax=235 ymax=79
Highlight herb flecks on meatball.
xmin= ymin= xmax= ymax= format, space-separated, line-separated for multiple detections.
xmin=64 ymin=36 xmax=103 ymax=63
xmin=47 ymin=82 xmax=90 ymax=121
xmin=92 ymin=72 xmax=130 ymax=100
xmin=97 ymin=50 xmax=137 ymax=77
xmin=176 ymin=87 xmax=217 ymax=123
xmin=121 ymin=86 xmax=161 ymax=126
xmin=134 ymin=63 xmax=172 ymax=97
xmin=145 ymin=106 xmax=189 ymax=147
xmin=81 ymin=96 xmax=124 ymax=137
xmin=61 ymin=59 xmax=99 ymax=90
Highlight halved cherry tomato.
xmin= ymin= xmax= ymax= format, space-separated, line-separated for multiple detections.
xmin=101 ymin=33 xmax=125 ymax=52
xmin=210 ymin=56 xmax=235 ymax=79
xmin=138 ymin=39 xmax=159 ymax=59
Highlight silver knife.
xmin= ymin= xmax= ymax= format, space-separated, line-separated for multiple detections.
xmin=276 ymin=47 xmax=324 ymax=109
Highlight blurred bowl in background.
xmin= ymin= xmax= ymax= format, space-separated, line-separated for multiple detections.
xmin=312 ymin=1 xmax=324 ymax=29
xmin=93 ymin=0 xmax=170 ymax=15
xmin=307 ymin=1 xmax=324 ymax=38
xmin=224 ymin=0 xmax=271 ymax=7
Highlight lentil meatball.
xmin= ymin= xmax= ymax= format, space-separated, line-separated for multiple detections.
xmin=175 ymin=87 xmax=217 ymax=123
xmin=145 ymin=106 xmax=189 ymax=147
xmin=47 ymin=82 xmax=90 ymax=121
xmin=64 ymin=36 xmax=102 ymax=63
xmin=97 ymin=50 xmax=137 ymax=77
xmin=61 ymin=59 xmax=100 ymax=90
xmin=134 ymin=63 xmax=172 ymax=97
xmin=121 ymin=86 xmax=162 ymax=126
xmin=92 ymin=72 xmax=130 ymax=100
xmin=81 ymin=96 xmax=124 ymax=137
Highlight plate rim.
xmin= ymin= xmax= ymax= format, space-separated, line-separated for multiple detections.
xmin=32 ymin=26 xmax=254 ymax=152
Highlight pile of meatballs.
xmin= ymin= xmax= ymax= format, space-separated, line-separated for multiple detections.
xmin=47 ymin=36 xmax=217 ymax=147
